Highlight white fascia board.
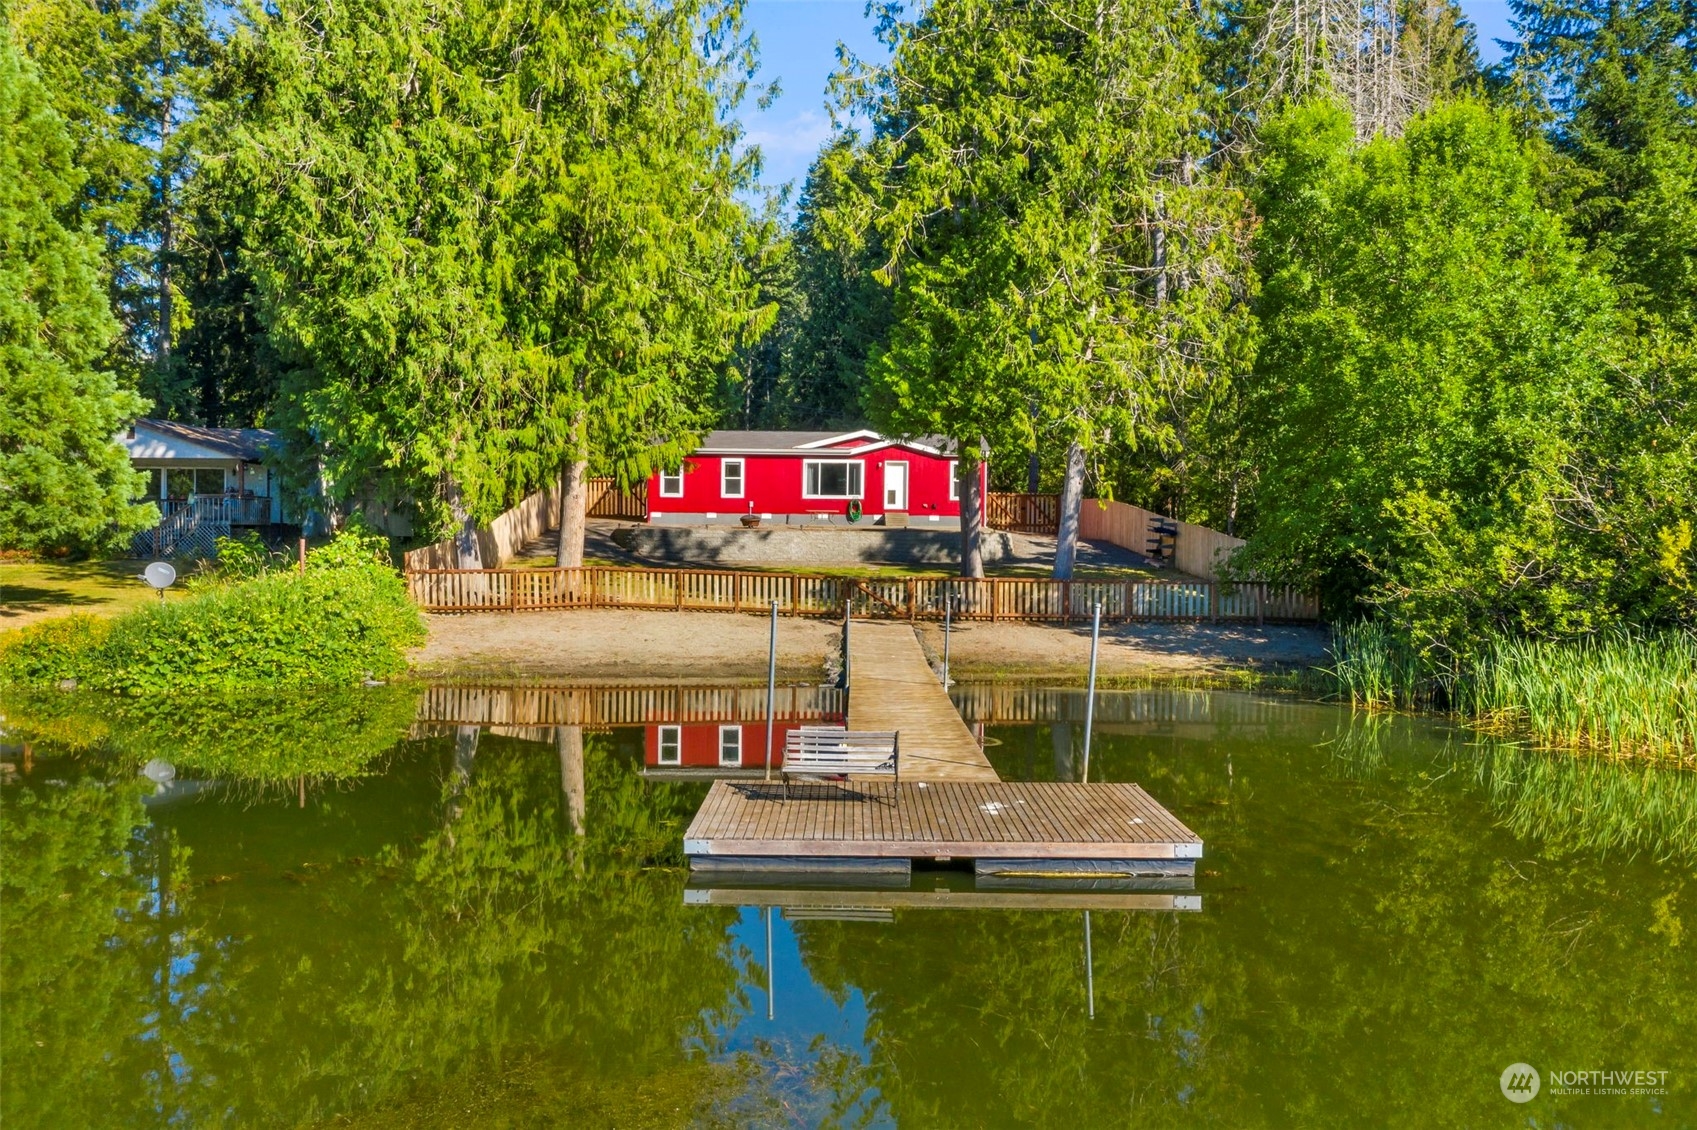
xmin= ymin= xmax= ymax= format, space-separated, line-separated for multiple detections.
xmin=793 ymin=430 xmax=883 ymax=450
xmin=120 ymin=430 xmax=242 ymax=463
xmin=845 ymin=439 xmax=943 ymax=457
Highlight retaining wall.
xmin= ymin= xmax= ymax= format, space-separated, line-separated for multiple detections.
xmin=616 ymin=525 xmax=1017 ymax=568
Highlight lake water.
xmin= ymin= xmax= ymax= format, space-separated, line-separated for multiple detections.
xmin=2 ymin=684 xmax=1693 ymax=1127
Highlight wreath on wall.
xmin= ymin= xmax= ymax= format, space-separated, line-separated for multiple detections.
xmin=846 ymin=500 xmax=863 ymax=523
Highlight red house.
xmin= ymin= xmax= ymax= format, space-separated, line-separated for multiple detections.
xmin=645 ymin=430 xmax=983 ymax=528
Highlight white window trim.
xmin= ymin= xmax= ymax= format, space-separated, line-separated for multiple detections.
xmin=718 ymin=724 xmax=742 ymax=766
xmin=659 ymin=469 xmax=684 ymax=498
xmin=949 ymin=460 xmax=960 ymax=501
xmin=801 ymin=459 xmax=865 ymax=500
xmin=721 ymin=458 xmax=744 ymax=498
xmin=658 ymin=725 xmax=682 ymax=765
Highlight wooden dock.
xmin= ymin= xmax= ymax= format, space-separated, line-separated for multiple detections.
xmin=680 ymin=619 xmax=1202 ymax=877
xmin=684 ymin=885 xmax=1202 ymax=912
xmin=683 ymin=781 xmax=1202 ymax=869
xmin=845 ymin=621 xmax=997 ymax=782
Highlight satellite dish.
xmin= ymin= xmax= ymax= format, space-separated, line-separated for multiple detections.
xmin=142 ymin=562 xmax=176 ymax=590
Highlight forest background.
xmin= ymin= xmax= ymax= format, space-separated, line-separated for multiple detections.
xmin=3 ymin=0 xmax=1693 ymax=663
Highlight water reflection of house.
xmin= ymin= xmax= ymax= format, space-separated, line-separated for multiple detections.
xmin=645 ymin=719 xmax=839 ymax=777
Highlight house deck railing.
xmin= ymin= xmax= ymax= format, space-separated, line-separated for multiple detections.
xmin=405 ymin=566 xmax=1319 ymax=624
xmin=130 ymin=495 xmax=275 ymax=558
xmin=151 ymin=496 xmax=273 ymax=525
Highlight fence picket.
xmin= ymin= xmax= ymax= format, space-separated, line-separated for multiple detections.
xmin=403 ymin=565 xmax=1318 ymax=624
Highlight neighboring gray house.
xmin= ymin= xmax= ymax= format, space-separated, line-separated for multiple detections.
xmin=121 ymin=418 xmax=288 ymax=557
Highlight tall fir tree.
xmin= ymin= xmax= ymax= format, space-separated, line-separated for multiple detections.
xmin=229 ymin=0 xmax=767 ymax=557
xmin=0 ymin=35 xmax=152 ymax=553
xmin=822 ymin=0 xmax=1253 ymax=576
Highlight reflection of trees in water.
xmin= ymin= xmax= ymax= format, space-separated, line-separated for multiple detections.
xmin=788 ymin=906 xmax=1234 ymax=1127
xmin=1 ymin=772 xmax=238 ymax=1126
xmin=0 ymin=684 xmax=424 ymax=787
xmin=1326 ymin=710 xmax=1697 ymax=863
xmin=2 ymin=728 xmax=751 ymax=1125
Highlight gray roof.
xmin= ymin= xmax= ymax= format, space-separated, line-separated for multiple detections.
xmin=697 ymin=429 xmax=952 ymax=454
xmin=137 ymin=418 xmax=276 ymax=461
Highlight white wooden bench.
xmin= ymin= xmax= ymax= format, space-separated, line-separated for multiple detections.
xmin=781 ymin=725 xmax=900 ymax=787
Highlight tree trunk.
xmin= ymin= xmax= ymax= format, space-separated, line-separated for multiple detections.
xmin=445 ymin=476 xmax=484 ymax=569
xmin=1051 ymin=722 xmax=1075 ymax=782
xmin=556 ymin=725 xmax=585 ymax=837
xmin=555 ymin=457 xmax=589 ymax=567
xmin=1026 ymin=449 xmax=1040 ymax=494
xmin=958 ymin=445 xmax=985 ymax=579
xmin=157 ymin=94 xmax=174 ymax=368
xmin=447 ymin=724 xmax=480 ymax=834
xmin=1052 ymin=442 xmax=1086 ymax=580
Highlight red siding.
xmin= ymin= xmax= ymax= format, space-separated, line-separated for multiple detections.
xmin=647 ymin=721 xmax=819 ymax=769
xmin=647 ymin=445 xmax=985 ymax=519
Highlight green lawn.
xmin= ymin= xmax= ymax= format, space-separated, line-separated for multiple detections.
xmin=0 ymin=558 xmax=188 ymax=631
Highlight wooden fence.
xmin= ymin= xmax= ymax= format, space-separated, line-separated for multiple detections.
xmin=404 ymin=484 xmax=560 ymax=571
xmin=407 ymin=565 xmax=1318 ymax=623
xmin=986 ymin=492 xmax=1059 ymax=535
xmin=587 ymin=477 xmax=648 ymax=520
xmin=1078 ymin=498 xmax=1246 ymax=581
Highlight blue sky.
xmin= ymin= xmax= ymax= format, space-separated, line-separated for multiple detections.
xmin=739 ymin=0 xmax=1520 ymax=197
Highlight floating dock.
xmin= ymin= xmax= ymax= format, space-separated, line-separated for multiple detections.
xmin=684 ymin=884 xmax=1201 ymax=912
xmin=684 ymin=780 xmax=1202 ymax=875
xmin=682 ymin=620 xmax=1202 ymax=879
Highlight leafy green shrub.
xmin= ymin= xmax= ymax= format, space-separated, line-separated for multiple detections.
xmin=0 ymin=616 xmax=112 ymax=687
xmin=0 ymin=530 xmax=425 ymax=691
xmin=193 ymin=530 xmax=289 ymax=585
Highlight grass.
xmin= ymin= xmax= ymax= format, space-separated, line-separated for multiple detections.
xmin=0 ymin=558 xmax=187 ymax=631
xmin=1327 ymin=621 xmax=1697 ymax=765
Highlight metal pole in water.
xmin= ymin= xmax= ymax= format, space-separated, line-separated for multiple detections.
xmin=942 ymin=594 xmax=953 ymax=687
xmin=765 ymin=906 xmax=775 ymax=1021
xmin=1081 ymin=601 xmax=1101 ymax=784
xmin=1084 ymin=911 xmax=1095 ymax=1020
xmin=765 ymin=600 xmax=778 ymax=783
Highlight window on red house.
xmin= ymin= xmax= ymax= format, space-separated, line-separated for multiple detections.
xmin=803 ymin=459 xmax=863 ymax=499
xmin=722 ymin=459 xmax=744 ymax=498
xmin=718 ymin=725 xmax=741 ymax=766
xmin=659 ymin=469 xmax=684 ymax=498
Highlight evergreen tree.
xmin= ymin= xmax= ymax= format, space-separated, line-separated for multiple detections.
xmin=8 ymin=0 xmax=216 ymax=408
xmin=0 ymin=36 xmax=152 ymax=553
xmin=229 ymin=0 xmax=767 ymax=557
xmin=1504 ymin=0 xmax=1696 ymax=325
xmin=822 ymin=0 xmax=1252 ymax=576
xmin=772 ymin=142 xmax=896 ymax=428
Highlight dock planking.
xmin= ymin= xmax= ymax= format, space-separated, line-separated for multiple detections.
xmin=683 ymin=780 xmax=1203 ymax=864
xmin=845 ymin=622 xmax=999 ymax=782
xmin=680 ymin=616 xmax=1202 ymax=875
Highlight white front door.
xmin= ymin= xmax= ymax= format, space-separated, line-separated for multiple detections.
xmin=883 ymin=461 xmax=908 ymax=510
